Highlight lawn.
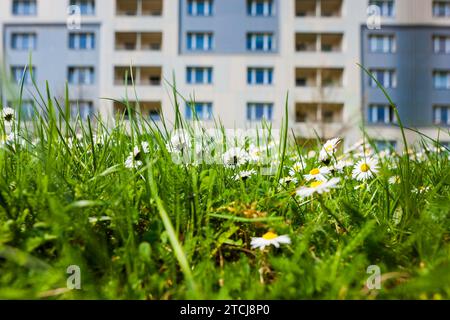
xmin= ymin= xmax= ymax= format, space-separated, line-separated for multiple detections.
xmin=1 ymin=83 xmax=450 ymax=300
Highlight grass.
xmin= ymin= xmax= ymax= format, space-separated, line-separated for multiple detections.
xmin=1 ymin=76 xmax=450 ymax=300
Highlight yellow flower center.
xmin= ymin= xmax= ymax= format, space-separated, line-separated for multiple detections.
xmin=310 ymin=180 xmax=324 ymax=188
xmin=325 ymin=145 xmax=333 ymax=151
xmin=262 ymin=231 xmax=278 ymax=240
xmin=360 ymin=163 xmax=370 ymax=172
xmin=310 ymin=168 xmax=320 ymax=175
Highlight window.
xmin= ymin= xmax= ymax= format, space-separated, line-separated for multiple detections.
xmin=187 ymin=0 xmax=213 ymax=16
xmin=369 ymin=0 xmax=395 ymax=17
xmin=247 ymin=0 xmax=273 ymax=16
xmin=368 ymin=104 xmax=395 ymax=124
xmin=369 ymin=34 xmax=396 ymax=53
xmin=247 ymin=68 xmax=273 ymax=85
xmin=433 ymin=1 xmax=450 ymax=17
xmin=70 ymin=101 xmax=94 ymax=120
xmin=186 ymin=102 xmax=213 ymax=120
xmin=247 ymin=103 xmax=273 ymax=121
xmin=370 ymin=69 xmax=396 ymax=88
xmin=69 ymin=33 xmax=95 ymax=49
xmin=433 ymin=36 xmax=450 ymax=54
xmin=433 ymin=71 xmax=450 ymax=89
xmin=68 ymin=67 xmax=95 ymax=85
xmin=8 ymin=101 xmax=35 ymax=120
xmin=187 ymin=33 xmax=213 ymax=51
xmin=149 ymin=110 xmax=161 ymax=121
xmin=186 ymin=67 xmax=212 ymax=84
xmin=12 ymin=0 xmax=37 ymax=15
xmin=70 ymin=0 xmax=95 ymax=15
xmin=247 ymin=33 xmax=274 ymax=52
xmin=11 ymin=33 xmax=36 ymax=50
xmin=11 ymin=66 xmax=35 ymax=84
xmin=434 ymin=105 xmax=450 ymax=125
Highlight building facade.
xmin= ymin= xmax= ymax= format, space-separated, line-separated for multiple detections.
xmin=0 ymin=0 xmax=449 ymax=148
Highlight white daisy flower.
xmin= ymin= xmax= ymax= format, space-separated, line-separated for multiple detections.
xmin=125 ymin=142 xmax=150 ymax=169
xmin=2 ymin=107 xmax=15 ymax=123
xmin=132 ymin=141 xmax=150 ymax=156
xmin=354 ymin=147 xmax=375 ymax=158
xmin=303 ymin=166 xmax=330 ymax=181
xmin=288 ymin=160 xmax=306 ymax=176
xmin=352 ymin=157 xmax=379 ymax=181
xmin=167 ymin=130 xmax=191 ymax=153
xmin=296 ymin=177 xmax=341 ymax=198
xmin=388 ymin=175 xmax=400 ymax=184
xmin=319 ymin=138 xmax=341 ymax=162
xmin=279 ymin=176 xmax=298 ymax=185
xmin=307 ymin=150 xmax=316 ymax=159
xmin=0 ymin=132 xmax=15 ymax=147
xmin=125 ymin=153 xmax=142 ymax=169
xmin=331 ymin=159 xmax=353 ymax=173
xmin=234 ymin=169 xmax=257 ymax=181
xmin=250 ymin=232 xmax=291 ymax=250
xmin=248 ymin=144 xmax=264 ymax=163
xmin=222 ymin=147 xmax=249 ymax=167
xmin=412 ymin=186 xmax=430 ymax=194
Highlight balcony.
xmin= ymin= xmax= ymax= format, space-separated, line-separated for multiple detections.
xmin=296 ymin=103 xmax=343 ymax=123
xmin=294 ymin=102 xmax=344 ymax=139
xmin=295 ymin=68 xmax=318 ymax=87
xmin=321 ymin=68 xmax=343 ymax=87
xmin=295 ymin=0 xmax=316 ymax=17
xmin=321 ymin=0 xmax=342 ymax=17
xmin=295 ymin=33 xmax=343 ymax=52
xmin=115 ymin=32 xmax=162 ymax=51
xmin=116 ymin=0 xmax=163 ymax=16
xmin=295 ymin=68 xmax=343 ymax=87
xmin=295 ymin=0 xmax=342 ymax=17
xmin=321 ymin=34 xmax=342 ymax=52
xmin=114 ymin=101 xmax=161 ymax=120
xmin=295 ymin=33 xmax=317 ymax=52
xmin=114 ymin=66 xmax=162 ymax=86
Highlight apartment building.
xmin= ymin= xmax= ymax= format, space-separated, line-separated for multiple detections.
xmin=0 ymin=0 xmax=449 ymax=149
xmin=361 ymin=0 xmax=450 ymax=148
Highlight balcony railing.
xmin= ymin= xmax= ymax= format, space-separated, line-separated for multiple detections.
xmin=295 ymin=0 xmax=342 ymax=17
xmin=115 ymin=32 xmax=162 ymax=51
xmin=116 ymin=0 xmax=163 ymax=16
xmin=114 ymin=66 xmax=162 ymax=86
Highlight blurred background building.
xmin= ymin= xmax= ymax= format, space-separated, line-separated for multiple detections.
xmin=0 ymin=0 xmax=449 ymax=149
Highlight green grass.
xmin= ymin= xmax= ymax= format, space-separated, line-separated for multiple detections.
xmin=1 ymin=78 xmax=450 ymax=300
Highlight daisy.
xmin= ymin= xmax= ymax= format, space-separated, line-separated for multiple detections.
xmin=0 ymin=133 xmax=15 ymax=147
xmin=125 ymin=142 xmax=150 ymax=169
xmin=303 ymin=166 xmax=330 ymax=181
xmin=412 ymin=186 xmax=430 ymax=194
xmin=279 ymin=176 xmax=298 ymax=185
xmin=288 ymin=160 xmax=306 ymax=176
xmin=234 ymin=169 xmax=257 ymax=181
xmin=250 ymin=232 xmax=291 ymax=250
xmin=167 ymin=130 xmax=191 ymax=153
xmin=352 ymin=157 xmax=379 ymax=181
xmin=296 ymin=177 xmax=340 ymax=198
xmin=222 ymin=147 xmax=249 ymax=167
xmin=2 ymin=107 xmax=15 ymax=124
xmin=132 ymin=141 xmax=150 ymax=155
xmin=388 ymin=175 xmax=401 ymax=184
xmin=248 ymin=144 xmax=264 ymax=163
xmin=331 ymin=159 xmax=353 ymax=173
xmin=319 ymin=138 xmax=341 ymax=162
